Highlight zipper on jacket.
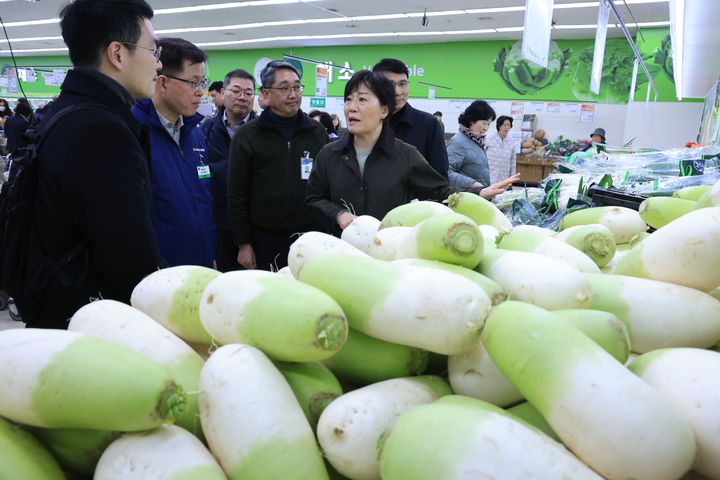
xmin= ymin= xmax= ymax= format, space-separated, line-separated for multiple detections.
xmin=287 ymin=141 xmax=291 ymax=153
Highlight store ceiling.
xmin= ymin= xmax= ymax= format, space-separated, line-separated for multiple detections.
xmin=0 ymin=0 xmax=670 ymax=55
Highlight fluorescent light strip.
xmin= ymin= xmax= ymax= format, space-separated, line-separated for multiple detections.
xmin=155 ymin=0 xmax=321 ymax=15
xmin=0 ymin=47 xmax=68 ymax=54
xmin=552 ymin=20 xmax=669 ymax=28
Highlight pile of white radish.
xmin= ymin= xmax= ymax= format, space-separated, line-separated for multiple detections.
xmin=3 ymin=181 xmax=720 ymax=480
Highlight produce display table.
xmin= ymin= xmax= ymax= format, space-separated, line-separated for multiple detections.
xmin=515 ymin=154 xmax=561 ymax=183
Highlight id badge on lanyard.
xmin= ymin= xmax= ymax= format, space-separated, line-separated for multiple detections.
xmin=300 ymin=150 xmax=313 ymax=180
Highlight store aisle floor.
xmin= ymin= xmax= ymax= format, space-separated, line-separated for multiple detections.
xmin=0 ymin=309 xmax=23 ymax=330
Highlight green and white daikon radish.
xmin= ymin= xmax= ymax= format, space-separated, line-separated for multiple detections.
xmin=506 ymin=402 xmax=561 ymax=443
xmin=341 ymin=215 xmax=381 ymax=254
xmin=0 ymin=329 xmax=184 ymax=430
xmin=276 ymin=361 xmax=343 ymax=428
xmin=393 ymin=258 xmax=507 ymax=306
xmin=131 ymin=265 xmax=220 ymax=344
xmin=288 ymin=231 xmax=369 ymax=278
xmin=199 ymin=344 xmax=328 ymax=480
xmin=587 ymin=275 xmax=720 ymax=353
xmin=322 ymin=329 xmax=428 ymax=384
xmin=378 ymin=398 xmax=603 ymax=480
xmin=448 ymin=340 xmax=523 ymax=407
xmin=629 ymin=348 xmax=720 ymax=480
xmin=379 ymin=201 xmax=453 ymax=229
xmin=396 ymin=213 xmax=484 ymax=269
xmin=30 ymin=427 xmax=119 ymax=477
xmin=482 ymin=301 xmax=696 ymax=480
xmin=477 ymin=224 xmax=500 ymax=244
xmin=443 ymin=191 xmax=513 ymax=232
xmin=299 ymin=255 xmax=491 ymax=355
xmin=639 ymin=196 xmax=696 ymax=229
xmin=693 ymin=178 xmax=720 ymax=209
xmin=199 ymin=271 xmax=347 ymax=362
xmin=69 ymin=299 xmax=205 ymax=437
xmin=553 ymin=309 xmax=631 ymax=363
xmin=95 ymin=425 xmax=226 ymax=480
xmin=560 ymin=206 xmax=648 ymax=244
xmin=613 ymin=207 xmax=720 ymax=292
xmin=498 ymin=228 xmax=600 ymax=273
xmin=367 ymin=226 xmax=411 ymax=260
xmin=673 ymin=185 xmax=711 ymax=201
xmin=554 ymin=224 xmax=616 ymax=267
xmin=478 ymin=248 xmax=593 ymax=310
xmin=317 ymin=376 xmax=452 ymax=480
xmin=0 ymin=417 xmax=66 ymax=480
xmin=276 ymin=266 xmax=293 ymax=277
xmin=511 ymin=224 xmax=555 ymax=236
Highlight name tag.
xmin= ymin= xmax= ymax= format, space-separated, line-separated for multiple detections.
xmin=300 ymin=152 xmax=313 ymax=180
xmin=197 ymin=165 xmax=211 ymax=179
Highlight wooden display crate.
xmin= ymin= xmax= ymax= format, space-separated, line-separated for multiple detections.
xmin=515 ymin=155 xmax=559 ymax=183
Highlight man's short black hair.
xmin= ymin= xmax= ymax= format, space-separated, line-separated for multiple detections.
xmin=59 ymin=0 xmax=154 ymax=68
xmin=308 ymin=110 xmax=322 ymax=118
xmin=317 ymin=112 xmax=336 ymax=135
xmin=496 ymin=115 xmax=513 ymax=130
xmin=208 ymin=81 xmax=223 ymax=93
xmin=433 ymin=111 xmax=442 ymax=117
xmin=458 ymin=101 xmax=496 ymax=128
xmin=260 ymin=61 xmax=300 ymax=89
xmin=344 ymin=70 xmax=397 ymax=116
xmin=223 ymin=69 xmax=256 ymax=89
xmin=13 ymin=102 xmax=33 ymax=118
xmin=157 ymin=37 xmax=207 ymax=75
xmin=372 ymin=58 xmax=409 ymax=77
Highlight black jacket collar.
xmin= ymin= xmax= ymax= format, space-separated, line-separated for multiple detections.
xmin=62 ymin=67 xmax=136 ymax=110
xmin=256 ymin=107 xmax=316 ymax=131
xmin=390 ymin=103 xmax=414 ymax=128
xmin=332 ymin=121 xmax=396 ymax=155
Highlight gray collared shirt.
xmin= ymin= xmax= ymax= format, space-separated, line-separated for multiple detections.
xmin=156 ymin=110 xmax=184 ymax=145
xmin=223 ymin=110 xmax=250 ymax=138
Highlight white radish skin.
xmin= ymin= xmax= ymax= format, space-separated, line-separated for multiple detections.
xmin=94 ymin=425 xmax=226 ymax=480
xmin=499 ymin=230 xmax=600 ymax=273
xmin=448 ymin=341 xmax=523 ymax=407
xmin=288 ymin=231 xmax=369 ymax=278
xmin=629 ymin=348 xmax=720 ymax=479
xmin=561 ymin=206 xmax=648 ymax=244
xmin=317 ymin=377 xmax=451 ymax=480
xmin=341 ymin=215 xmax=381 ymax=254
xmin=367 ymin=227 xmax=412 ymax=260
xmin=477 ymin=224 xmax=500 ymax=244
xmin=586 ymin=274 xmax=720 ymax=353
xmin=479 ymin=249 xmax=593 ymax=310
xmin=276 ymin=266 xmax=293 ymax=277
xmin=511 ymin=224 xmax=555 ymax=237
xmin=199 ymin=344 xmax=328 ymax=480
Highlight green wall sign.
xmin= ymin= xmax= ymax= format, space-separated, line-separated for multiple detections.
xmin=0 ymin=30 xmax=694 ymax=104
xmin=309 ymin=97 xmax=326 ymax=108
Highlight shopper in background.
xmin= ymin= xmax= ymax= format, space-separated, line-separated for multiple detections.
xmin=132 ymin=37 xmax=215 ymax=268
xmin=208 ymin=80 xmax=224 ymax=109
xmin=331 ymin=113 xmax=345 ymax=136
xmin=22 ymin=0 xmax=164 ymax=328
xmin=309 ymin=110 xmax=339 ymax=141
xmin=372 ymin=58 xmax=448 ymax=179
xmin=0 ymin=99 xmax=12 ymax=121
xmin=447 ymin=101 xmax=519 ymax=199
xmin=485 ymin=115 xmax=517 ymax=185
xmin=534 ymin=129 xmax=549 ymax=145
xmin=3 ymin=101 xmax=33 ymax=155
xmin=202 ymin=68 xmax=256 ymax=272
xmin=307 ymin=70 xmax=466 ymax=232
xmin=227 ymin=60 xmax=328 ymax=270
xmin=433 ymin=111 xmax=445 ymax=135
xmin=582 ymin=127 xmax=607 ymax=151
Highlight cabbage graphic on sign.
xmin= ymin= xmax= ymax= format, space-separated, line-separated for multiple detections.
xmin=493 ymin=40 xmax=571 ymax=95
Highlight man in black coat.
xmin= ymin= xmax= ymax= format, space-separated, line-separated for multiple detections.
xmin=201 ymin=68 xmax=256 ymax=271
xmin=18 ymin=0 xmax=164 ymax=328
xmin=373 ymin=58 xmax=449 ymax=179
xmin=3 ymin=102 xmax=32 ymax=154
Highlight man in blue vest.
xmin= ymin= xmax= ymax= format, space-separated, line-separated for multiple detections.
xmin=132 ymin=37 xmax=215 ymax=267
xmin=202 ymin=69 xmax=256 ymax=271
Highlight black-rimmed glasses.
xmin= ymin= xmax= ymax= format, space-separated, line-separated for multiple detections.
xmin=264 ymin=84 xmax=305 ymax=96
xmin=121 ymin=42 xmax=162 ymax=62
xmin=161 ymin=73 xmax=210 ymax=92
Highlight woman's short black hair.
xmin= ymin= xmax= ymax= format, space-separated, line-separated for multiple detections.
xmin=458 ymin=100 xmax=497 ymax=128
xmin=317 ymin=112 xmax=336 ymax=135
xmin=344 ymin=70 xmax=397 ymax=116
xmin=496 ymin=115 xmax=513 ymax=130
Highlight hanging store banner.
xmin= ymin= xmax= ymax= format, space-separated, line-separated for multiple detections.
xmin=522 ymin=0 xmax=555 ymax=68
xmin=590 ymin=0 xmax=611 ymax=95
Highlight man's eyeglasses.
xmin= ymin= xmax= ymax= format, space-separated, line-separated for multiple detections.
xmin=264 ymin=84 xmax=304 ymax=96
xmin=391 ymin=80 xmax=410 ymax=89
xmin=227 ymin=89 xmax=255 ymax=98
xmin=121 ymin=42 xmax=162 ymax=62
xmin=161 ymin=73 xmax=210 ymax=92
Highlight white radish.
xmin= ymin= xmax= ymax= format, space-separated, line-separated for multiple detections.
xmin=288 ymin=231 xmax=369 ymax=278
xmin=367 ymin=226 xmax=412 ymax=260
xmin=341 ymin=215 xmax=381 ymax=254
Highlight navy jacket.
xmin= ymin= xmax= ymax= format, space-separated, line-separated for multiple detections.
xmin=3 ymin=114 xmax=30 ymax=154
xmin=132 ymin=99 xmax=215 ymax=268
xmin=389 ymin=103 xmax=449 ymax=179
xmin=202 ymin=107 xmax=255 ymax=230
